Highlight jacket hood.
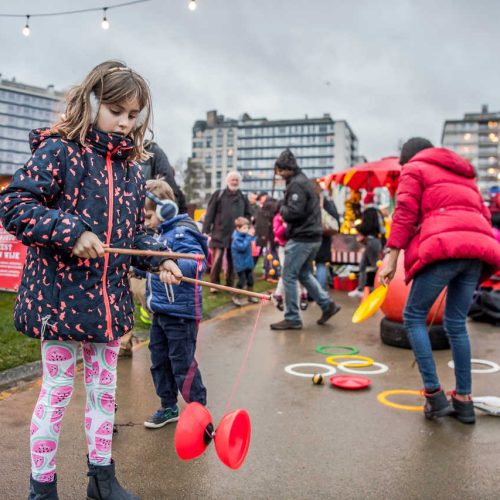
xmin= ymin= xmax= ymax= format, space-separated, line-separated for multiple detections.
xmin=409 ymin=147 xmax=476 ymax=178
xmin=29 ymin=128 xmax=63 ymax=153
xmin=159 ymin=214 xmax=209 ymax=258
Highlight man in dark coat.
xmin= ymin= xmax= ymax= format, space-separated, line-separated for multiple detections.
xmin=202 ymin=171 xmax=252 ymax=288
xmin=141 ymin=142 xmax=187 ymax=213
xmin=270 ymin=149 xmax=341 ymax=330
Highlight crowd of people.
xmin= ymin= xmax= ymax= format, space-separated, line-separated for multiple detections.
xmin=1 ymin=59 xmax=499 ymax=499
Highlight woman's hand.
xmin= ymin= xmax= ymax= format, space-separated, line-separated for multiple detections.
xmin=159 ymin=259 xmax=183 ymax=285
xmin=378 ymin=248 xmax=400 ymax=286
xmin=378 ymin=263 xmax=396 ymax=286
xmin=72 ymin=231 xmax=106 ymax=259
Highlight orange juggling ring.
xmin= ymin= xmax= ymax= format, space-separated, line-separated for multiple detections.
xmin=174 ymin=402 xmax=251 ymax=470
xmin=351 ymin=285 xmax=388 ymax=323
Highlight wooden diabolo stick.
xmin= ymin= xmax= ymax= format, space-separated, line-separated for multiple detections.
xmin=182 ymin=277 xmax=270 ymax=300
xmin=104 ymin=247 xmax=205 ymax=261
xmin=104 ymin=247 xmax=269 ymax=300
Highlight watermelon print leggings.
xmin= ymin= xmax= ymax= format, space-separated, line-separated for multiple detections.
xmin=30 ymin=339 xmax=120 ymax=482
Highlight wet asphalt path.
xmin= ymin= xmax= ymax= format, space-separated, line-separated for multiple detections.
xmin=1 ymin=291 xmax=499 ymax=499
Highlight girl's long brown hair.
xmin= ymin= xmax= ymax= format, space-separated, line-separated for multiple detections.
xmin=52 ymin=60 xmax=153 ymax=162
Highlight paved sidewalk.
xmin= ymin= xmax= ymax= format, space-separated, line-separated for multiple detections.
xmin=1 ymin=292 xmax=499 ymax=499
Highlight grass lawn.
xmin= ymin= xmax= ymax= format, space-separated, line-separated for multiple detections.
xmin=0 ymin=262 xmax=275 ymax=372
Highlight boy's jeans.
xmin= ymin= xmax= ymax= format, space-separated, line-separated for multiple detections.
xmin=283 ymin=239 xmax=332 ymax=323
xmin=149 ymin=314 xmax=206 ymax=409
xmin=403 ymin=259 xmax=482 ymax=395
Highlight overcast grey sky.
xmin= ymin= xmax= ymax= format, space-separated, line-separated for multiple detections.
xmin=1 ymin=0 xmax=500 ymax=166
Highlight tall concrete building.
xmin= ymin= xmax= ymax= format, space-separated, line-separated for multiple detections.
xmin=442 ymin=105 xmax=499 ymax=193
xmin=190 ymin=110 xmax=359 ymax=200
xmin=0 ymin=77 xmax=63 ymax=185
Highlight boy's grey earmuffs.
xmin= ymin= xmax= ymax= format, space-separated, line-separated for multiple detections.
xmin=146 ymin=191 xmax=178 ymax=222
xmin=89 ymin=92 xmax=148 ymax=128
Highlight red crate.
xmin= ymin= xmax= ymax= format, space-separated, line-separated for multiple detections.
xmin=333 ymin=276 xmax=358 ymax=292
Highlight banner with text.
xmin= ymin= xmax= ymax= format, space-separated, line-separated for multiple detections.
xmin=0 ymin=223 xmax=27 ymax=292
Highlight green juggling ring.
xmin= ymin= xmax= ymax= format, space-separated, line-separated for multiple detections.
xmin=315 ymin=345 xmax=360 ymax=356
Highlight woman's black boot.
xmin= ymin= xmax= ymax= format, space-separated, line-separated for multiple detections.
xmin=423 ymin=389 xmax=453 ymax=419
xmin=451 ymin=392 xmax=476 ymax=424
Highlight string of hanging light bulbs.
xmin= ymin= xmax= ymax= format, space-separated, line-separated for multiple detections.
xmin=0 ymin=0 xmax=198 ymax=37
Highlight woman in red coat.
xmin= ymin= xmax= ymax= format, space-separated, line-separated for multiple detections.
xmin=379 ymin=138 xmax=500 ymax=424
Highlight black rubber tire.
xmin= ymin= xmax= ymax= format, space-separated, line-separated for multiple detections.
xmin=380 ymin=317 xmax=450 ymax=350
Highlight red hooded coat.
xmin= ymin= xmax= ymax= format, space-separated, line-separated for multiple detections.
xmin=387 ymin=148 xmax=500 ymax=283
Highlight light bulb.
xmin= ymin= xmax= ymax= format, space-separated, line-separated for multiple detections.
xmin=188 ymin=0 xmax=197 ymax=11
xmin=22 ymin=15 xmax=30 ymax=37
xmin=101 ymin=8 xmax=109 ymax=30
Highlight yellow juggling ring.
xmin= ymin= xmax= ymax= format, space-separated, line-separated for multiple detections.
xmin=377 ymin=390 xmax=424 ymax=412
xmin=325 ymin=355 xmax=374 ymax=368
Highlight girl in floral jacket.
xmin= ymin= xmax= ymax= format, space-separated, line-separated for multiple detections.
xmin=0 ymin=61 xmax=182 ymax=499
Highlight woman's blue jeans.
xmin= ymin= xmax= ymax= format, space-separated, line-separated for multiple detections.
xmin=403 ymin=259 xmax=482 ymax=395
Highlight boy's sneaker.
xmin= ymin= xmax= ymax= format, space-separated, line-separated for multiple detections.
xmin=248 ymin=296 xmax=260 ymax=304
xmin=144 ymin=407 xmax=179 ymax=429
xmin=300 ymin=295 xmax=309 ymax=311
xmin=348 ymin=289 xmax=364 ymax=299
xmin=232 ymin=295 xmax=245 ymax=307
xmin=422 ymin=389 xmax=453 ymax=419
xmin=272 ymin=294 xmax=284 ymax=311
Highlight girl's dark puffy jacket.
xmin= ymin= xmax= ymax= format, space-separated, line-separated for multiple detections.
xmin=0 ymin=127 xmax=170 ymax=343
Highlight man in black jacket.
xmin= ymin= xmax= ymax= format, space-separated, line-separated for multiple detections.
xmin=202 ymin=171 xmax=252 ymax=288
xmin=141 ymin=142 xmax=187 ymax=213
xmin=270 ymin=149 xmax=341 ymax=330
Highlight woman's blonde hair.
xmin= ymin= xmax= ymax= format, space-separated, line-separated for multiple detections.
xmin=52 ymin=60 xmax=152 ymax=162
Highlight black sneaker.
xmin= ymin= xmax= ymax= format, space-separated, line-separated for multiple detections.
xmin=423 ymin=389 xmax=453 ymax=419
xmin=317 ymin=302 xmax=341 ymax=325
xmin=270 ymin=319 xmax=303 ymax=330
xmin=144 ymin=407 xmax=179 ymax=429
xmin=451 ymin=392 xmax=476 ymax=424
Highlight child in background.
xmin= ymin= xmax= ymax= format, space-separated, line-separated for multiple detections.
xmin=231 ymin=217 xmax=258 ymax=306
xmin=272 ymin=209 xmax=309 ymax=311
xmin=348 ymin=192 xmax=383 ymax=298
xmin=133 ymin=179 xmax=209 ymax=429
xmin=0 ymin=60 xmax=182 ymax=499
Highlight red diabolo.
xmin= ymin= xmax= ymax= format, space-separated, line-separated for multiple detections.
xmin=214 ymin=409 xmax=251 ymax=470
xmin=174 ymin=402 xmax=251 ymax=470
xmin=174 ymin=402 xmax=213 ymax=460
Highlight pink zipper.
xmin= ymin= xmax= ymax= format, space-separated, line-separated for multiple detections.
xmin=102 ymin=149 xmax=116 ymax=340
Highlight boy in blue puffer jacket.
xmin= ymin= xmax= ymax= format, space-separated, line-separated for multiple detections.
xmin=231 ymin=217 xmax=258 ymax=306
xmin=134 ymin=179 xmax=209 ymax=429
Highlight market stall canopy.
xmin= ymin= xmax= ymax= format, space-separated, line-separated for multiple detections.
xmin=326 ymin=156 xmax=401 ymax=194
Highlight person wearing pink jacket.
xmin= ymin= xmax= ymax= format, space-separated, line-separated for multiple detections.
xmin=380 ymin=138 xmax=500 ymax=425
